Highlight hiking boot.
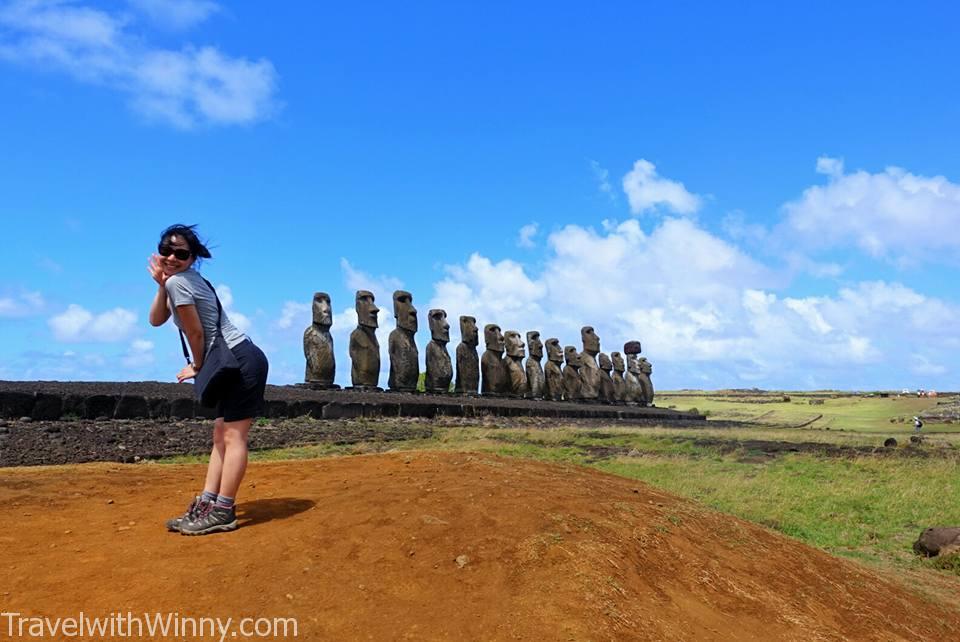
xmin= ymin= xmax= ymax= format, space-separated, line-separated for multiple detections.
xmin=179 ymin=502 xmax=238 ymax=536
xmin=165 ymin=496 xmax=204 ymax=533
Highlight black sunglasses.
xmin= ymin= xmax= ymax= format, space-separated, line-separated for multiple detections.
xmin=158 ymin=244 xmax=192 ymax=261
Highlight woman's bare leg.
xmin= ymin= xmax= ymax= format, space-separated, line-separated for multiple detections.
xmin=216 ymin=418 xmax=253 ymax=500
xmin=202 ymin=418 xmax=226 ymax=495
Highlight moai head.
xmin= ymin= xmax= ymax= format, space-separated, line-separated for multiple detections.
xmin=355 ymin=290 xmax=379 ymax=329
xmin=546 ymin=338 xmax=563 ymax=363
xmin=626 ymin=353 xmax=641 ymax=375
xmin=312 ymin=292 xmax=332 ymax=327
xmin=504 ymin=331 xmax=525 ymax=359
xmin=639 ymin=357 xmax=652 ymax=375
xmin=484 ymin=324 xmax=504 ymax=353
xmin=623 ymin=340 xmax=642 ymax=355
xmin=564 ymin=346 xmax=582 ymax=368
xmin=393 ymin=290 xmax=417 ymax=332
xmin=611 ymin=351 xmax=625 ymax=374
xmin=460 ymin=315 xmax=478 ymax=348
xmin=598 ymin=352 xmax=612 ymax=373
xmin=429 ymin=309 xmax=450 ymax=343
xmin=581 ymin=326 xmax=600 ymax=355
xmin=526 ymin=331 xmax=543 ymax=360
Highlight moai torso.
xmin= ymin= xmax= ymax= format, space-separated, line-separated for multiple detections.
xmin=544 ymin=338 xmax=564 ymax=401
xmin=562 ymin=346 xmax=582 ymax=401
xmin=304 ymin=292 xmax=335 ymax=387
xmin=481 ymin=324 xmax=507 ymax=395
xmin=502 ymin=330 xmax=527 ymax=397
xmin=424 ymin=309 xmax=452 ymax=393
xmin=388 ymin=290 xmax=419 ymax=391
xmin=525 ymin=331 xmax=545 ymax=399
xmin=624 ymin=353 xmax=643 ymax=404
xmin=349 ymin=290 xmax=380 ymax=388
xmin=455 ymin=316 xmax=480 ymax=394
xmin=611 ymin=352 xmax=626 ymax=403
xmin=598 ymin=353 xmax=615 ymax=404
xmin=579 ymin=326 xmax=601 ymax=400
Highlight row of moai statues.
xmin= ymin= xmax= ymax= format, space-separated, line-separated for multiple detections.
xmin=303 ymin=290 xmax=655 ymax=405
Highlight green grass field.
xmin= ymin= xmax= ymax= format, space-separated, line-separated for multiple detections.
xmin=158 ymin=392 xmax=960 ymax=597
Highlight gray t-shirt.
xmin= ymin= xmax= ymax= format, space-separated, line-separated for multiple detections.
xmin=165 ymin=268 xmax=247 ymax=353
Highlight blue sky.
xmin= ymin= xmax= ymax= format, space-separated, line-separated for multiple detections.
xmin=1 ymin=0 xmax=959 ymax=390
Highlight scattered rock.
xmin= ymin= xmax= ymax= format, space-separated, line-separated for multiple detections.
xmin=455 ymin=555 xmax=469 ymax=568
xmin=883 ymin=438 xmax=898 ymax=448
xmin=910 ymin=435 xmax=922 ymax=444
xmin=106 ymin=499 xmax=114 ymax=505
xmin=914 ymin=527 xmax=960 ymax=557
xmin=44 ymin=424 xmax=61 ymax=433
xmin=627 ymin=449 xmax=641 ymax=457
xmin=18 ymin=416 xmax=32 ymax=423
xmin=0 ymin=426 xmax=8 ymax=434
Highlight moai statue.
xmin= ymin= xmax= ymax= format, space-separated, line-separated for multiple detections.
xmin=388 ymin=290 xmax=419 ymax=392
xmin=424 ymin=309 xmax=453 ymax=393
xmin=611 ymin=351 xmax=627 ymax=403
xmin=579 ymin=326 xmax=601 ymax=401
xmin=481 ymin=323 xmax=507 ymax=395
xmin=562 ymin=346 xmax=583 ymax=401
xmin=455 ymin=315 xmax=480 ymax=395
xmin=623 ymin=341 xmax=643 ymax=404
xmin=543 ymin=338 xmax=564 ymax=401
xmin=525 ymin=331 xmax=545 ymax=399
xmin=638 ymin=357 xmax=655 ymax=406
xmin=303 ymin=292 xmax=338 ymax=389
xmin=502 ymin=330 xmax=527 ymax=397
xmin=349 ymin=290 xmax=381 ymax=389
xmin=598 ymin=353 xmax=615 ymax=404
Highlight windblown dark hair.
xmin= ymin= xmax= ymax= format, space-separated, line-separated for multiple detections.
xmin=159 ymin=224 xmax=212 ymax=261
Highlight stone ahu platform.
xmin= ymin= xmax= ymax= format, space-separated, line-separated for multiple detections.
xmin=0 ymin=381 xmax=703 ymax=422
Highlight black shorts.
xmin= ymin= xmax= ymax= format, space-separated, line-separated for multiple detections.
xmin=216 ymin=339 xmax=269 ymax=422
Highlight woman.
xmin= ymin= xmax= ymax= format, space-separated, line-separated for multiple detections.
xmin=148 ymin=224 xmax=269 ymax=536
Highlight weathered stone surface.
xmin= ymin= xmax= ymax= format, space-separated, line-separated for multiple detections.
xmin=611 ymin=352 xmax=626 ymax=403
xmin=424 ymin=309 xmax=452 ymax=394
xmin=638 ymin=357 xmax=655 ymax=406
xmin=544 ymin=338 xmax=564 ymax=401
xmin=481 ymin=324 xmax=507 ymax=396
xmin=350 ymin=290 xmax=381 ymax=389
xmin=598 ymin=353 xmax=615 ymax=404
xmin=562 ymin=346 xmax=582 ymax=401
xmin=579 ymin=326 xmax=601 ymax=401
xmin=149 ymin=397 xmax=171 ymax=419
xmin=625 ymin=351 xmax=643 ymax=404
xmin=32 ymin=393 xmax=62 ymax=420
xmin=623 ymin=340 xmax=642 ymax=355
xmin=322 ymin=402 xmax=365 ymax=420
xmin=169 ymin=397 xmax=195 ymax=419
xmin=525 ymin=331 xmax=544 ymax=400
xmin=115 ymin=395 xmax=150 ymax=419
xmin=502 ymin=330 xmax=527 ymax=398
xmin=265 ymin=400 xmax=290 ymax=418
xmin=0 ymin=391 xmax=34 ymax=418
xmin=303 ymin=292 xmax=337 ymax=388
xmin=84 ymin=395 xmax=118 ymax=419
xmin=388 ymin=290 xmax=419 ymax=392
xmin=914 ymin=527 xmax=960 ymax=557
xmin=455 ymin=316 xmax=480 ymax=395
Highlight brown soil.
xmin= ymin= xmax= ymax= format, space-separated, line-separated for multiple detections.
xmin=2 ymin=452 xmax=958 ymax=641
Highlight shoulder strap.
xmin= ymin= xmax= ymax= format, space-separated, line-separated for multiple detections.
xmin=177 ymin=274 xmax=225 ymax=363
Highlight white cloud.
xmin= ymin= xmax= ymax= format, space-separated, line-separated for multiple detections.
xmin=517 ymin=223 xmax=538 ymax=248
xmin=589 ymin=159 xmax=614 ymax=199
xmin=781 ymin=159 xmax=960 ymax=262
xmin=0 ymin=0 xmax=277 ymax=128
xmin=340 ymin=258 xmax=404 ymax=304
xmin=214 ymin=283 xmax=251 ymax=333
xmin=127 ymin=0 xmax=219 ymax=31
xmin=622 ymin=159 xmax=702 ymax=215
xmin=49 ymin=304 xmax=137 ymax=342
xmin=121 ymin=338 xmax=155 ymax=367
xmin=427 ymin=213 xmax=960 ymax=388
xmin=276 ymin=301 xmax=311 ymax=330
xmin=0 ymin=290 xmax=44 ymax=317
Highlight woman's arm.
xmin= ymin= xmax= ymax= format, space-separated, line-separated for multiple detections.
xmin=177 ymin=304 xmax=206 ymax=370
xmin=147 ymin=255 xmax=171 ymax=326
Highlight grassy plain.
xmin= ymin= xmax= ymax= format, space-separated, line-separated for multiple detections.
xmin=160 ymin=392 xmax=960 ymax=595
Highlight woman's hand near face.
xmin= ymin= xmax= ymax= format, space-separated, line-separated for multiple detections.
xmin=148 ymin=254 xmax=169 ymax=287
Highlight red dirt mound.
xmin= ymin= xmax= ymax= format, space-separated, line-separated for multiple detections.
xmin=2 ymin=452 xmax=958 ymax=640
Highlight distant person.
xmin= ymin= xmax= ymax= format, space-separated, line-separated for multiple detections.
xmin=913 ymin=416 xmax=923 ymax=434
xmin=148 ymin=224 xmax=269 ymax=535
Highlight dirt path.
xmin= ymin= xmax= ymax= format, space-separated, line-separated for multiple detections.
xmin=2 ymin=452 xmax=958 ymax=640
